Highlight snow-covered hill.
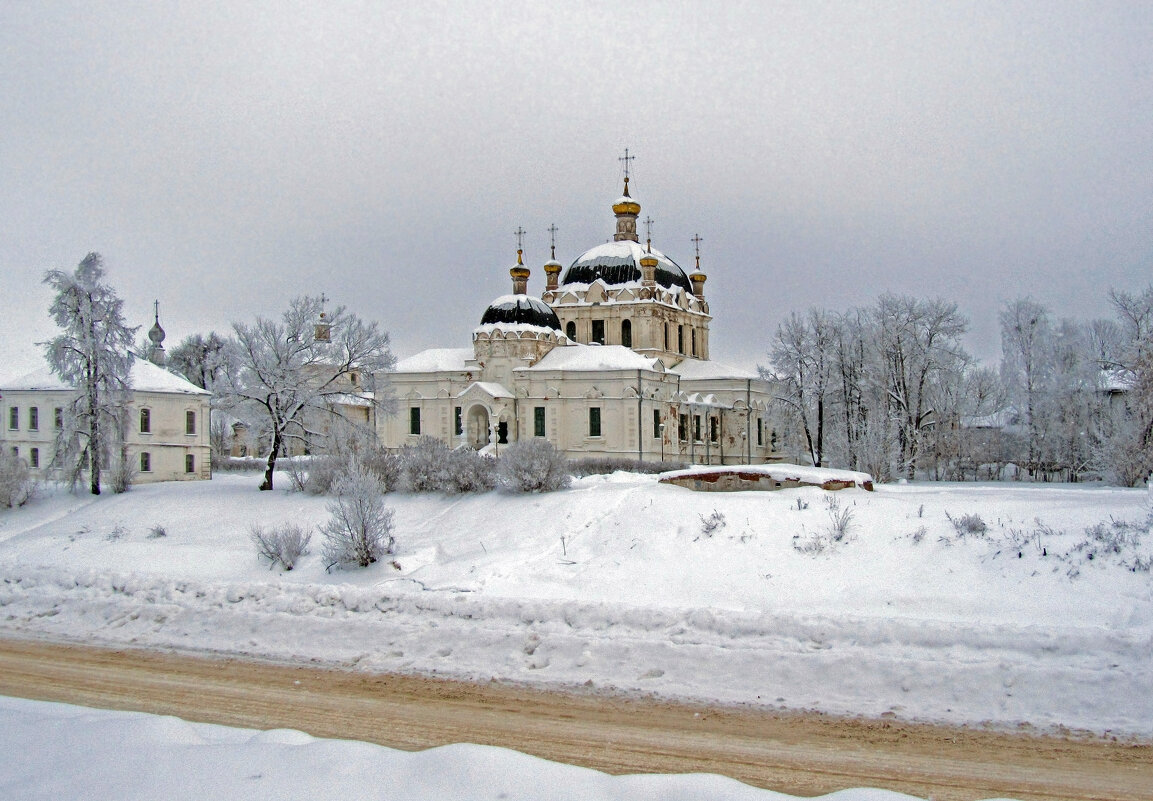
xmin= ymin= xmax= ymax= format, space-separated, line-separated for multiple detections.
xmin=2 ymin=470 xmax=1150 ymax=738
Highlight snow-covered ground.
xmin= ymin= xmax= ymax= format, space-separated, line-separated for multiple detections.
xmin=1 ymin=470 xmax=1150 ymax=798
xmin=0 ymin=696 xmax=924 ymax=801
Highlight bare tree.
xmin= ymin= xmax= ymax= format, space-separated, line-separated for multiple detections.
xmin=226 ymin=296 xmax=395 ymax=491
xmin=41 ymin=253 xmax=138 ymax=495
xmin=873 ymin=294 xmax=970 ymax=480
xmin=763 ymin=309 xmax=837 ymax=467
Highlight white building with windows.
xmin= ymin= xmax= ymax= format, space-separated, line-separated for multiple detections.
xmin=376 ymin=176 xmax=780 ymax=465
xmin=0 ymin=355 xmax=212 ymax=484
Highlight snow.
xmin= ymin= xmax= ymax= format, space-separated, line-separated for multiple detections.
xmin=671 ymin=358 xmax=759 ymax=381
xmin=0 ymin=697 xmax=920 ymax=801
xmin=1 ymin=355 xmax=210 ymax=395
xmin=394 ymin=348 xmax=473 ymax=373
xmin=1 ymin=471 xmax=1151 ymax=798
xmin=662 ymin=462 xmax=874 ymax=489
xmin=526 ymin=344 xmax=662 ymax=372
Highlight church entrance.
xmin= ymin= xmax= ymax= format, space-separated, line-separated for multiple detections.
xmin=466 ymin=405 xmax=490 ymax=449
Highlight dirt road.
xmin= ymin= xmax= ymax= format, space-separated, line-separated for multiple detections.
xmin=0 ymin=637 xmax=1149 ymax=801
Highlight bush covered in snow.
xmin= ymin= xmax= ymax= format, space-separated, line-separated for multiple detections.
xmin=497 ymin=439 xmax=570 ymax=493
xmin=398 ymin=437 xmax=493 ymax=494
xmin=0 ymin=451 xmax=35 ymax=509
xmin=321 ymin=461 xmax=394 ymax=570
xmin=568 ymin=457 xmax=686 ymax=477
xmin=251 ymin=522 xmax=312 ymax=571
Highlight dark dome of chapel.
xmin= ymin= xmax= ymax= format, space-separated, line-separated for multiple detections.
xmin=479 ymin=294 xmax=562 ymax=331
xmin=560 ymin=240 xmax=693 ymax=293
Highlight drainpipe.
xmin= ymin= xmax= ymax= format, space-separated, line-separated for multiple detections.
xmin=747 ymin=379 xmax=752 ymax=464
xmin=637 ymin=369 xmax=643 ymax=463
xmin=719 ymin=408 xmax=724 ymax=465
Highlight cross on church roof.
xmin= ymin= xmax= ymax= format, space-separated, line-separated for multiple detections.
xmin=643 ymin=216 xmax=654 ymax=249
xmin=547 ymin=224 xmax=558 ymax=260
xmin=619 ymin=147 xmax=635 ymax=181
xmin=691 ymin=233 xmax=703 ymax=269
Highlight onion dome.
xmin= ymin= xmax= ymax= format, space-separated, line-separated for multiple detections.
xmin=560 ymin=240 xmax=693 ymax=293
xmin=612 ymin=176 xmax=641 ymax=217
xmin=480 ymin=295 xmax=562 ymax=331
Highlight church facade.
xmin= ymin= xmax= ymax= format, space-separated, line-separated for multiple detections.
xmin=376 ymin=176 xmax=779 ymax=465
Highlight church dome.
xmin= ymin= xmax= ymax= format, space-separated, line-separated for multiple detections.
xmin=560 ymin=240 xmax=693 ymax=293
xmin=480 ymin=294 xmax=562 ymax=331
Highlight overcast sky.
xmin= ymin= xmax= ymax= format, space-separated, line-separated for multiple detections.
xmin=2 ymin=1 xmax=1151 ymax=382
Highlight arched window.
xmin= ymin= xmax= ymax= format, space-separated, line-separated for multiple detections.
xmin=566 ymin=321 xmax=576 ymax=340
xmin=677 ymin=325 xmax=684 ymax=354
xmin=140 ymin=408 xmax=151 ymax=434
xmin=691 ymin=328 xmax=697 ymax=356
xmin=621 ymin=319 xmax=632 ymax=348
xmin=663 ymin=323 xmax=669 ymax=350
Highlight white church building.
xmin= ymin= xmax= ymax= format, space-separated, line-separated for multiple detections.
xmin=376 ymin=174 xmax=779 ymax=465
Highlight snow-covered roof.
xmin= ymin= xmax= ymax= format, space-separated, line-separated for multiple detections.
xmin=456 ymin=381 xmax=513 ymax=400
xmin=479 ymin=294 xmax=561 ymax=331
xmin=1 ymin=356 xmax=210 ymax=396
xmin=522 ymin=344 xmax=662 ymax=373
xmin=1101 ymin=369 xmax=1136 ymax=393
xmin=394 ymin=348 xmax=473 ymax=373
xmin=562 ymin=240 xmax=692 ymax=293
xmin=670 ymin=358 xmax=759 ymax=381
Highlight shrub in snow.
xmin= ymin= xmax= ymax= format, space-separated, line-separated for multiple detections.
xmin=497 ymin=439 xmax=570 ymax=493
xmin=251 ymin=522 xmax=312 ymax=571
xmin=399 ymin=436 xmax=452 ymax=493
xmin=109 ymin=449 xmax=135 ymax=494
xmin=445 ymin=446 xmax=496 ymax=494
xmin=321 ymin=461 xmax=394 ymax=570
xmin=359 ymin=446 xmax=401 ymax=493
xmin=698 ymin=510 xmax=726 ymax=538
xmin=0 ymin=450 xmax=35 ymax=509
xmin=568 ymin=457 xmax=686 ymax=477
xmin=825 ymin=497 xmax=855 ymax=542
xmin=147 ymin=524 xmax=167 ymax=539
xmin=946 ymin=512 xmax=988 ymax=537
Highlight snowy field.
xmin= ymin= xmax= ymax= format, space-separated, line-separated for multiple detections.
xmin=0 ymin=469 xmax=1150 ymax=798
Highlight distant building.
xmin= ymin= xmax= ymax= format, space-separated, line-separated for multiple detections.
xmin=377 ymin=171 xmax=780 ymax=464
xmin=0 ymin=355 xmax=211 ymax=484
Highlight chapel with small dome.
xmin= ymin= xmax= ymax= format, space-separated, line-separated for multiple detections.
xmin=376 ymin=157 xmax=779 ymax=465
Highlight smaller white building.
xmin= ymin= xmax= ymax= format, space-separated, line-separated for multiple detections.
xmin=0 ymin=356 xmax=212 ymax=484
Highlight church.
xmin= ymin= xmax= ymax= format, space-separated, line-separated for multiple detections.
xmin=376 ymin=169 xmax=779 ymax=465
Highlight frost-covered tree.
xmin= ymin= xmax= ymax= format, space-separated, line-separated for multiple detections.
xmin=321 ymin=459 xmax=394 ymax=569
xmin=226 ymin=296 xmax=395 ymax=491
xmin=1098 ymin=285 xmax=1153 ymax=485
xmin=41 ymin=253 xmax=139 ymax=495
xmin=763 ymin=309 xmax=837 ymax=467
xmin=169 ymin=332 xmax=240 ymax=392
xmin=872 ymin=294 xmax=970 ymax=480
xmin=999 ymin=298 xmax=1051 ymax=477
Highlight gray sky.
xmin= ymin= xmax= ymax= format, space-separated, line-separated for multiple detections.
xmin=2 ymin=1 xmax=1151 ymax=381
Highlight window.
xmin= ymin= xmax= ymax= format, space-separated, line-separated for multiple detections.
xmin=679 ymin=413 xmax=688 ymax=441
xmin=663 ymin=323 xmax=669 ymax=350
xmin=566 ymin=321 xmax=576 ymax=340
xmin=185 ymin=454 xmax=195 ymax=474
xmin=409 ymin=407 xmax=421 ymax=435
xmin=454 ymin=406 xmax=462 ymax=436
xmin=588 ymin=407 xmax=601 ymax=438
xmin=185 ymin=410 xmax=196 ymax=435
xmin=54 ymin=408 xmax=63 ymax=431
xmin=710 ymin=416 xmax=718 ymax=442
xmin=653 ymin=409 xmax=661 ymax=439
xmin=140 ymin=408 xmax=151 ymax=434
xmin=677 ymin=325 xmax=684 ymax=354
xmin=28 ymin=407 xmax=38 ymax=431
xmin=497 ymin=421 xmax=508 ymax=444
xmin=534 ymin=406 xmax=546 ymax=437
xmin=29 ymin=448 xmax=39 ymax=468
xmin=691 ymin=328 xmax=697 ymax=357
xmin=591 ymin=319 xmax=605 ymax=345
xmin=757 ymin=418 xmax=763 ymax=446
xmin=621 ymin=319 xmax=632 ymax=348
xmin=8 ymin=407 xmax=17 ymax=430
xmin=140 ymin=452 xmax=151 ymax=472
xmin=693 ymin=414 xmax=701 ymax=441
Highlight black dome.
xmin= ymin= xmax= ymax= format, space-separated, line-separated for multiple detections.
xmin=479 ymin=295 xmax=562 ymax=330
xmin=560 ymin=240 xmax=692 ymax=293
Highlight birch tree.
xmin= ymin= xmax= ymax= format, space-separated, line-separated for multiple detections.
xmin=226 ymin=296 xmax=395 ymax=491
xmin=41 ymin=253 xmax=138 ymax=495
